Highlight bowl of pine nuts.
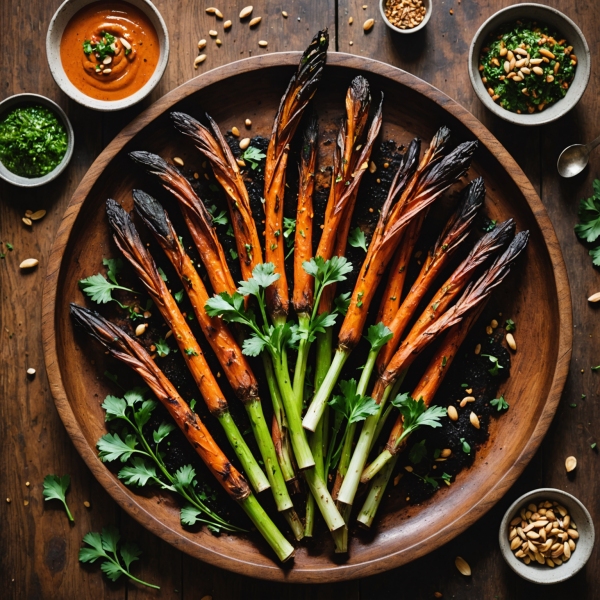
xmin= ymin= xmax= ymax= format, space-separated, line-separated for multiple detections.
xmin=379 ymin=0 xmax=432 ymax=34
xmin=469 ymin=4 xmax=590 ymax=125
xmin=499 ymin=488 xmax=595 ymax=584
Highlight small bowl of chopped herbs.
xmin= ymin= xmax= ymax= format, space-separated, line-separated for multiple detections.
xmin=0 ymin=93 xmax=74 ymax=187
xmin=469 ymin=4 xmax=590 ymax=125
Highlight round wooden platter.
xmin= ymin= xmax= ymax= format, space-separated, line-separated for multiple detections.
xmin=42 ymin=52 xmax=572 ymax=583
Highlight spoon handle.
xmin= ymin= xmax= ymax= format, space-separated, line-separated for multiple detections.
xmin=586 ymin=134 xmax=600 ymax=152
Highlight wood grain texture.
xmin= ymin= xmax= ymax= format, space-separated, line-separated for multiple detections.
xmin=0 ymin=0 xmax=597 ymax=596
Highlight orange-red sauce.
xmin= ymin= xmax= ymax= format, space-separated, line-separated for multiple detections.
xmin=60 ymin=2 xmax=160 ymax=102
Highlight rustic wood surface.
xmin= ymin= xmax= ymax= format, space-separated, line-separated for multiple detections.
xmin=0 ymin=0 xmax=598 ymax=597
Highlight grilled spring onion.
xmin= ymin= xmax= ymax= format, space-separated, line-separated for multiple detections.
xmin=342 ymin=231 xmax=530 ymax=504
xmin=375 ymin=177 xmax=486 ymax=373
xmin=105 ymin=198 xmax=270 ymax=494
xmin=69 ymin=304 xmax=294 ymax=563
xmin=171 ymin=111 xmax=264 ymax=281
xmin=131 ymin=190 xmax=303 ymax=539
xmin=264 ymin=28 xmax=329 ymax=324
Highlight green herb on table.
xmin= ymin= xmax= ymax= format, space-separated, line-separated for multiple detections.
xmin=574 ymin=180 xmax=600 ymax=266
xmin=207 ymin=204 xmax=228 ymax=226
xmin=283 ymin=217 xmax=296 ymax=259
xmin=155 ymin=338 xmax=170 ymax=357
xmin=42 ymin=474 xmax=74 ymax=522
xmin=0 ymin=106 xmax=68 ymax=178
xmin=390 ymin=393 xmax=447 ymax=443
xmin=79 ymin=524 xmax=160 ymax=589
xmin=505 ymin=318 xmax=516 ymax=332
xmin=490 ymin=394 xmax=509 ymax=411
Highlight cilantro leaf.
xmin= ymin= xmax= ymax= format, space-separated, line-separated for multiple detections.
xmin=97 ymin=432 xmax=140 ymax=463
xmin=329 ymin=379 xmax=379 ymax=424
xmin=155 ymin=337 xmax=170 ymax=357
xmin=242 ymin=334 xmax=268 ymax=357
xmin=207 ymin=205 xmax=228 ymax=226
xmin=490 ymin=394 xmax=509 ymax=411
xmin=334 ymin=292 xmax=352 ymax=315
xmin=239 ymin=262 xmax=280 ymax=295
xmin=460 ymin=437 xmax=471 ymax=454
xmin=101 ymin=395 xmax=127 ymax=421
xmin=153 ymin=422 xmax=176 ymax=444
xmin=174 ymin=289 xmax=184 ymax=303
xmin=409 ymin=439 xmax=427 ymax=465
xmin=118 ymin=457 xmax=158 ymax=487
xmin=172 ymin=465 xmax=196 ymax=496
xmin=241 ymin=146 xmax=266 ymax=170
xmin=482 ymin=354 xmax=503 ymax=376
xmin=575 ymin=191 xmax=600 ymax=243
xmin=42 ymin=474 xmax=74 ymax=521
xmin=79 ymin=273 xmax=135 ymax=305
xmin=124 ymin=387 xmax=146 ymax=406
xmin=391 ymin=393 xmax=446 ymax=443
xmin=205 ymin=292 xmax=249 ymax=325
xmin=102 ymin=257 xmax=124 ymax=286
xmin=79 ymin=532 xmax=105 ymax=563
xmin=365 ymin=322 xmax=393 ymax=352
xmin=590 ymin=246 xmax=600 ymax=266
xmin=120 ymin=542 xmax=142 ymax=571
xmin=229 ymin=248 xmax=238 ymax=260
xmin=134 ymin=399 xmax=157 ymax=430
xmin=348 ymin=227 xmax=368 ymax=252
xmin=101 ymin=524 xmax=121 ymax=555
xmin=302 ymin=256 xmax=353 ymax=295
xmin=181 ymin=504 xmax=203 ymax=526
xmin=158 ymin=267 xmax=168 ymax=282
xmin=505 ymin=318 xmax=516 ymax=332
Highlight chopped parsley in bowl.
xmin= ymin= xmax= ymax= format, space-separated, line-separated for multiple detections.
xmin=0 ymin=105 xmax=68 ymax=178
xmin=479 ymin=21 xmax=577 ymax=115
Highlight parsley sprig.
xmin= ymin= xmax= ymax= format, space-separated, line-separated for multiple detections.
xmin=42 ymin=474 xmax=74 ymax=522
xmin=79 ymin=524 xmax=159 ymax=589
xmin=574 ymin=179 xmax=600 ymax=266
xmin=490 ymin=394 xmax=509 ymax=411
xmin=348 ymin=226 xmax=368 ymax=252
xmin=97 ymin=387 xmax=241 ymax=533
xmin=79 ymin=258 xmax=136 ymax=306
xmin=390 ymin=393 xmax=447 ymax=447
xmin=241 ymin=146 xmax=266 ymax=170
xmin=482 ymin=354 xmax=503 ymax=376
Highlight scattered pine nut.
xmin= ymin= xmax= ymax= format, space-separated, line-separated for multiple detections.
xmin=239 ymin=6 xmax=253 ymax=19
xmin=216 ymin=39 xmax=222 ymax=46
xmin=441 ymin=448 xmax=452 ymax=458
xmin=224 ymin=20 xmax=231 ymax=29
xmin=30 ymin=209 xmax=46 ymax=220
xmin=470 ymin=412 xmax=480 ymax=429
xmin=194 ymin=55 xmax=206 ymax=68
xmin=282 ymin=11 xmax=288 ymax=17
xmin=474 ymin=343 xmax=481 ymax=354
xmin=349 ymin=17 xmax=353 ymax=24
xmin=249 ymin=17 xmax=261 ymax=26
xmin=84 ymin=501 xmax=91 ymax=508
xmin=22 ymin=217 xmax=32 ymax=226
xmin=194 ymin=172 xmax=199 ymax=179
xmin=237 ymin=159 xmax=246 ymax=167
xmin=135 ymin=323 xmax=147 ymax=336
xmin=27 ymin=368 xmax=36 ymax=375
xmin=245 ymin=119 xmax=252 ymax=127
xmin=369 ymin=161 xmax=376 ymax=173
xmin=173 ymin=157 xmax=184 ymax=166
xmin=19 ymin=258 xmax=39 ymax=269
xmin=26 ymin=482 xmax=30 ymax=486
xmin=258 ymin=40 xmax=268 ymax=47
xmin=25 ymin=210 xmax=33 ymax=217
xmin=486 ymin=325 xmax=493 ymax=335
xmin=6 ymin=498 xmax=10 ymax=503
xmin=206 ymin=7 xmax=216 ymax=14
xmin=447 ymin=405 xmax=458 ymax=421
xmin=231 ymin=126 xmax=240 ymax=137
xmin=198 ymin=39 xmax=207 ymax=49
xmin=239 ymin=138 xmax=251 ymax=150
xmin=363 ymin=18 xmax=374 ymax=31
xmin=455 ymin=556 xmax=471 ymax=576
xmin=506 ymin=332 xmax=517 ymax=351
xmin=209 ymin=30 xmax=218 ymax=37
xmin=565 ymin=456 xmax=577 ymax=472
xmin=491 ymin=319 xmax=498 ymax=328
xmin=165 ymin=330 xmax=173 ymax=339
xmin=588 ymin=292 xmax=600 ymax=302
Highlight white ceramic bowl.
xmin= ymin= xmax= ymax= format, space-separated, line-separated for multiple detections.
xmin=0 ymin=93 xmax=74 ymax=188
xmin=468 ymin=3 xmax=590 ymax=126
xmin=46 ymin=0 xmax=169 ymax=112
xmin=379 ymin=0 xmax=432 ymax=35
xmin=499 ymin=488 xmax=595 ymax=584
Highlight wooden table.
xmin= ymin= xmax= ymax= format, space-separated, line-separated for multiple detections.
xmin=1 ymin=0 xmax=598 ymax=596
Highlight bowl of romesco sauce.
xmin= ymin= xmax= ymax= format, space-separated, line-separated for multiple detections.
xmin=46 ymin=0 xmax=169 ymax=111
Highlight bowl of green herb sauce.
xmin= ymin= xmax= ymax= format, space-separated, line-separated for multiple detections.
xmin=0 ymin=93 xmax=74 ymax=187
xmin=469 ymin=4 xmax=590 ymax=126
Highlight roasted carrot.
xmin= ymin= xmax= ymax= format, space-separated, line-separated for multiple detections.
xmin=105 ymin=198 xmax=270 ymax=494
xmin=375 ymin=177 xmax=486 ymax=373
xmin=69 ymin=304 xmax=295 ymax=562
xmin=336 ymin=230 xmax=529 ymax=507
xmin=292 ymin=111 xmax=319 ymax=317
xmin=129 ymin=151 xmax=236 ymax=297
xmin=264 ymin=29 xmax=329 ymax=323
xmin=171 ymin=111 xmax=263 ymax=281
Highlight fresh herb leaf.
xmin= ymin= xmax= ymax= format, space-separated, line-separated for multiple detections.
xmin=365 ymin=322 xmax=393 ymax=352
xmin=153 ymin=422 xmax=176 ymax=445
xmin=97 ymin=432 xmax=140 ymax=463
xmin=575 ymin=186 xmax=600 ymax=243
xmin=241 ymin=146 xmax=266 ymax=170
xmin=118 ymin=457 xmax=159 ymax=487
xmin=79 ymin=525 xmax=159 ymax=589
xmin=490 ymin=394 xmax=509 ymax=411
xmin=189 ymin=399 xmax=197 ymax=413
xmin=229 ymin=248 xmax=238 ymax=260
xmin=158 ymin=267 xmax=168 ymax=282
xmin=42 ymin=475 xmax=74 ymax=521
xmin=334 ymin=292 xmax=352 ymax=316
xmin=590 ymin=246 xmax=600 ymax=266
xmin=174 ymin=289 xmax=184 ymax=303
xmin=481 ymin=354 xmax=503 ymax=376
xmin=102 ymin=257 xmax=124 ymax=286
xmin=409 ymin=439 xmax=427 ymax=465
xmin=207 ymin=205 xmax=228 ymax=226
xmin=302 ymin=256 xmax=353 ymax=296
xmin=79 ymin=273 xmax=136 ymax=305
xmin=592 ymin=443 xmax=597 ymax=449
xmin=329 ymin=379 xmax=379 ymax=424
xmin=592 ymin=365 xmax=600 ymax=371
xmin=348 ymin=227 xmax=368 ymax=252
xmin=184 ymin=348 xmax=199 ymax=356
xmin=460 ymin=437 xmax=471 ymax=454
xmin=505 ymin=318 xmax=516 ymax=332
xmin=391 ymin=393 xmax=447 ymax=444
xmin=155 ymin=338 xmax=170 ymax=357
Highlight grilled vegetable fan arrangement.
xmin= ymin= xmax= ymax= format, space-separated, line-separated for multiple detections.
xmin=72 ymin=29 xmax=530 ymax=562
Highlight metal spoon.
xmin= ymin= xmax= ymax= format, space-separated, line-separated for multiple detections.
xmin=557 ymin=134 xmax=600 ymax=178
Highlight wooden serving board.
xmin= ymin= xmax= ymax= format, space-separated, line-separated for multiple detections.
xmin=42 ymin=52 xmax=572 ymax=583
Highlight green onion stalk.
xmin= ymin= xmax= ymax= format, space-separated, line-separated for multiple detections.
xmin=356 ymin=453 xmax=398 ymax=529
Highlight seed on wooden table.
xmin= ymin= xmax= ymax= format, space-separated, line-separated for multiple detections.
xmin=249 ymin=17 xmax=261 ymax=26
xmin=27 ymin=368 xmax=36 ymax=376
xmin=447 ymin=405 xmax=458 ymax=421
xmin=349 ymin=17 xmax=353 ymax=24
xmin=216 ymin=39 xmax=222 ymax=46
xmin=239 ymin=6 xmax=253 ymax=18
xmin=231 ymin=126 xmax=240 ymax=137
xmin=506 ymin=332 xmax=516 ymax=350
xmin=258 ymin=40 xmax=268 ymax=47
xmin=206 ymin=7 xmax=216 ymax=13
xmin=214 ymin=8 xmax=223 ymax=18
xmin=455 ymin=556 xmax=471 ymax=576
xmin=84 ymin=501 xmax=91 ymax=508
xmin=282 ymin=11 xmax=288 ymax=17
xmin=470 ymin=412 xmax=480 ymax=429
xmin=224 ymin=20 xmax=231 ymax=29
xmin=245 ymin=119 xmax=252 ymax=126
xmin=135 ymin=324 xmax=147 ymax=336
xmin=20 ymin=258 xmax=38 ymax=269
xmin=239 ymin=138 xmax=250 ymax=150
xmin=22 ymin=217 xmax=32 ymax=226
xmin=209 ymin=30 xmax=218 ymax=37
xmin=588 ymin=292 xmax=600 ymax=302
xmin=198 ymin=39 xmax=207 ymax=49
xmin=565 ymin=456 xmax=577 ymax=472
xmin=173 ymin=157 xmax=184 ymax=166
xmin=363 ymin=18 xmax=374 ymax=31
